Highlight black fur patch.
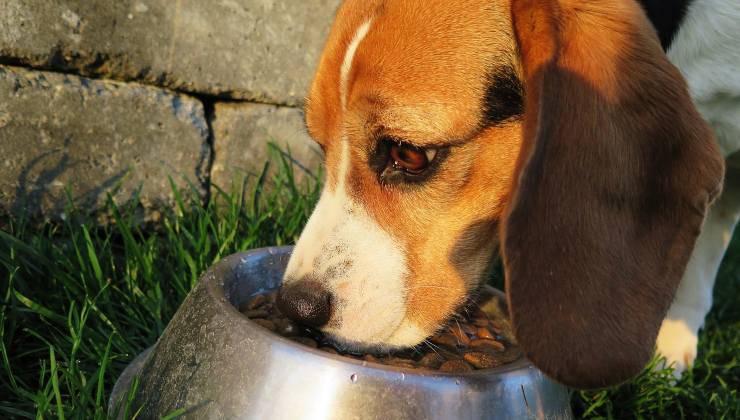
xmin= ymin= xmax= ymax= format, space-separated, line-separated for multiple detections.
xmin=482 ymin=66 xmax=524 ymax=127
xmin=637 ymin=0 xmax=694 ymax=50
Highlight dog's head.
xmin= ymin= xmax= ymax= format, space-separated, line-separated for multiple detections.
xmin=277 ymin=0 xmax=724 ymax=389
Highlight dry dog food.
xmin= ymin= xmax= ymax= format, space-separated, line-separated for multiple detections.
xmin=240 ymin=287 xmax=520 ymax=373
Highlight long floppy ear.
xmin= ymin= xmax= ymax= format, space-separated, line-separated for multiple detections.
xmin=502 ymin=0 xmax=725 ymax=389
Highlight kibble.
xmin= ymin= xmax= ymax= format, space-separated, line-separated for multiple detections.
xmin=418 ymin=353 xmax=444 ymax=369
xmin=473 ymin=318 xmax=490 ymax=327
xmin=463 ymin=352 xmax=500 ymax=369
xmin=386 ymin=357 xmax=417 ymax=369
xmin=439 ymin=359 xmax=473 ymax=373
xmin=363 ymin=354 xmax=380 ymax=363
xmin=476 ymin=327 xmax=495 ymax=340
xmin=469 ymin=338 xmax=505 ymax=352
xmin=430 ymin=333 xmax=460 ymax=350
xmin=450 ymin=325 xmax=471 ymax=346
xmin=252 ymin=318 xmax=276 ymax=331
xmin=245 ymin=294 xmax=267 ymax=310
xmin=464 ymin=348 xmax=521 ymax=369
xmin=241 ymin=289 xmax=518 ymax=373
xmin=244 ymin=309 xmax=270 ymax=319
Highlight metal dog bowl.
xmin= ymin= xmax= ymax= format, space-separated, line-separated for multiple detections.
xmin=109 ymin=246 xmax=572 ymax=419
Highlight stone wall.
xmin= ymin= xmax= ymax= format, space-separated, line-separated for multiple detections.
xmin=0 ymin=0 xmax=338 ymax=219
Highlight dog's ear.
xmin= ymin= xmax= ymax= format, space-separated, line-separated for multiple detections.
xmin=502 ymin=0 xmax=725 ymax=389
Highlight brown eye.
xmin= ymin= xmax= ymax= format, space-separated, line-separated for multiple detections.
xmin=390 ymin=143 xmax=436 ymax=174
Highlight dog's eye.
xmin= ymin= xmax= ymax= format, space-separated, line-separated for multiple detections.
xmin=372 ymin=138 xmax=445 ymax=185
xmin=390 ymin=143 xmax=437 ymax=174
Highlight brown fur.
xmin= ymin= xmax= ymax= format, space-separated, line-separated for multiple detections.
xmin=504 ymin=0 xmax=724 ymax=388
xmin=304 ymin=0 xmax=724 ymax=389
xmin=307 ymin=0 xmax=522 ymax=337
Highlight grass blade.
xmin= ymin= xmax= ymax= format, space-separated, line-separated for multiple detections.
xmin=49 ymin=347 xmax=66 ymax=420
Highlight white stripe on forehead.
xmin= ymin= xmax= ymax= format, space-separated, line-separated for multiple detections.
xmin=337 ymin=17 xmax=373 ymax=192
xmin=281 ymin=17 xmax=415 ymax=349
xmin=340 ymin=18 xmax=374 ymax=112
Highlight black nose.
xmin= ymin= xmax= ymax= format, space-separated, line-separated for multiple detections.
xmin=276 ymin=281 xmax=333 ymax=328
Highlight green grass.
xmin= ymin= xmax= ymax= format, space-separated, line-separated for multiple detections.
xmin=1 ymin=153 xmax=738 ymax=418
xmin=571 ymin=240 xmax=740 ymax=419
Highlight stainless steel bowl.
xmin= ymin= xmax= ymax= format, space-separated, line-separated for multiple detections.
xmin=109 ymin=246 xmax=572 ymax=419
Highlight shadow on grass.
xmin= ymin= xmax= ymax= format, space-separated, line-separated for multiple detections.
xmin=0 ymin=147 xmax=737 ymax=418
xmin=0 ymin=151 xmax=321 ymax=419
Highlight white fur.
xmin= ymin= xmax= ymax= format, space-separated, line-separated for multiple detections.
xmin=340 ymin=18 xmax=373 ymax=110
xmin=656 ymin=176 xmax=740 ymax=377
xmin=283 ymin=177 xmax=411 ymax=347
xmin=284 ymin=18 xmax=426 ymax=349
xmin=288 ymin=0 xmax=740 ymax=360
xmin=385 ymin=321 xmax=428 ymax=347
xmin=657 ymin=0 xmax=740 ymax=377
xmin=667 ymin=0 xmax=740 ymax=156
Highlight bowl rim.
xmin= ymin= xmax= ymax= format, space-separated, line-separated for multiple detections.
xmin=206 ymin=246 xmax=533 ymax=380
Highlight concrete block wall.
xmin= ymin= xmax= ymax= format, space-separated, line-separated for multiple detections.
xmin=0 ymin=0 xmax=338 ymax=219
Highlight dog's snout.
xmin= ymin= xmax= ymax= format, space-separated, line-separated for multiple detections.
xmin=277 ymin=281 xmax=333 ymax=328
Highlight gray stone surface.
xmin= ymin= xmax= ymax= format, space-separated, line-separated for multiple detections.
xmin=211 ymin=102 xmax=322 ymax=189
xmin=0 ymin=65 xmax=209 ymax=218
xmin=0 ymin=0 xmax=340 ymax=106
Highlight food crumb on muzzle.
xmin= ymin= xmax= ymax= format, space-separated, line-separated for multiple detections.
xmin=240 ymin=288 xmax=520 ymax=373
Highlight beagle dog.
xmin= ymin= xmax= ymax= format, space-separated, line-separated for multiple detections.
xmin=277 ymin=0 xmax=739 ymax=389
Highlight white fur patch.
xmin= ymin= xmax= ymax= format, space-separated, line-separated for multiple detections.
xmin=655 ymin=317 xmax=698 ymax=379
xmin=385 ymin=320 xmax=428 ymax=348
xmin=668 ymin=0 xmax=740 ymax=157
xmin=282 ymin=17 xmax=420 ymax=350
xmin=655 ymin=0 xmax=740 ymax=378
xmin=340 ymin=18 xmax=373 ymax=110
xmin=283 ymin=175 xmax=413 ymax=348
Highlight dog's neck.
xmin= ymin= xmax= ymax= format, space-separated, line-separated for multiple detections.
xmin=637 ymin=0 xmax=694 ymax=50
